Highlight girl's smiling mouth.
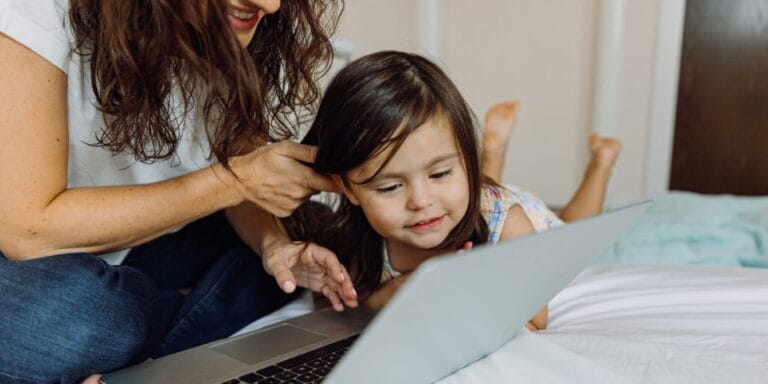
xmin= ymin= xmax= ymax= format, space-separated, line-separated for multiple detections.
xmin=406 ymin=215 xmax=446 ymax=232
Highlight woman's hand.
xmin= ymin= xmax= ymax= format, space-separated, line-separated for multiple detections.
xmin=228 ymin=140 xmax=338 ymax=217
xmin=82 ymin=374 xmax=100 ymax=384
xmin=262 ymin=239 xmax=358 ymax=311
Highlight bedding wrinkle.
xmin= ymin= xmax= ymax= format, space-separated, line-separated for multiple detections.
xmin=542 ymin=264 xmax=768 ymax=383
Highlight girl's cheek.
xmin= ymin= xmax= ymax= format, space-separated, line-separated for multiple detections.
xmin=360 ymin=197 xmax=389 ymax=222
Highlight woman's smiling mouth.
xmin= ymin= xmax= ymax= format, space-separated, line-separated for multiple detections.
xmin=228 ymin=8 xmax=261 ymax=30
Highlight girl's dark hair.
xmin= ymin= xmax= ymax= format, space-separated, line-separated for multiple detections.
xmin=285 ymin=51 xmax=491 ymax=295
xmin=69 ymin=0 xmax=342 ymax=166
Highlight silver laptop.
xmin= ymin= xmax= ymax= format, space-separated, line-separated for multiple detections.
xmin=101 ymin=200 xmax=651 ymax=384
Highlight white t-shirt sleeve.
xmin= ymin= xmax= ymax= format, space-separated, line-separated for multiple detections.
xmin=0 ymin=0 xmax=72 ymax=73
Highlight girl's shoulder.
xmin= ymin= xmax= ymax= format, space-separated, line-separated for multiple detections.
xmin=480 ymin=184 xmax=549 ymax=217
xmin=481 ymin=184 xmax=564 ymax=243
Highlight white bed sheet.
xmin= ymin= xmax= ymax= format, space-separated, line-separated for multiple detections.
xmin=234 ymin=264 xmax=768 ymax=383
xmin=539 ymin=264 xmax=768 ymax=383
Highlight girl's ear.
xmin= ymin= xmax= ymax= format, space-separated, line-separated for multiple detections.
xmin=331 ymin=174 xmax=360 ymax=206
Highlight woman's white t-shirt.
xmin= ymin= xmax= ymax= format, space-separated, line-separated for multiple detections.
xmin=0 ymin=0 xmax=215 ymax=264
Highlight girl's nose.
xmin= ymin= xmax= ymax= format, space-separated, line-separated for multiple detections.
xmin=406 ymin=184 xmax=434 ymax=211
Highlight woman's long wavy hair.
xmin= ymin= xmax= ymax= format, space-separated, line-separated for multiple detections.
xmin=69 ymin=0 xmax=342 ymax=166
xmin=284 ymin=51 xmax=493 ymax=295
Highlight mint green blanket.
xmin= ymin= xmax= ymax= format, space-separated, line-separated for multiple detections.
xmin=596 ymin=191 xmax=768 ymax=267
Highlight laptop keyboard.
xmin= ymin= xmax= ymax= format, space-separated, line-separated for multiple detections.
xmin=220 ymin=335 xmax=359 ymax=384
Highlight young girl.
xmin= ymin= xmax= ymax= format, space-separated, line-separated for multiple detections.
xmin=286 ymin=51 xmax=576 ymax=330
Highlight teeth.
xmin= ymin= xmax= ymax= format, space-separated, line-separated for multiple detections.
xmin=231 ymin=9 xmax=256 ymax=20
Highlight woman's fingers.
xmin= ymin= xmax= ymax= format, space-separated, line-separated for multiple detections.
xmin=306 ymin=244 xmax=358 ymax=306
xmin=322 ymin=284 xmax=344 ymax=312
xmin=321 ymin=277 xmax=357 ymax=309
xmin=302 ymin=169 xmax=338 ymax=194
xmin=263 ymin=245 xmax=299 ymax=293
xmin=277 ymin=141 xmax=338 ymax=193
xmin=274 ymin=267 xmax=298 ymax=293
xmin=234 ymin=141 xmax=335 ymax=217
xmin=265 ymin=241 xmax=358 ymax=310
xmin=81 ymin=374 xmax=101 ymax=384
xmin=339 ymin=265 xmax=357 ymax=305
xmin=321 ymin=273 xmax=357 ymax=308
xmin=277 ymin=140 xmax=318 ymax=164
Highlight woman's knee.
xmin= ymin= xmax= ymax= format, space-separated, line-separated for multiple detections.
xmin=0 ymin=253 xmax=162 ymax=381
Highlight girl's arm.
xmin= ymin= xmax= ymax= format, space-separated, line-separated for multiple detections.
xmin=0 ymin=34 xmax=333 ymax=260
xmin=525 ymin=306 xmax=549 ymax=331
xmin=499 ymin=205 xmax=549 ymax=330
xmin=363 ymin=273 xmax=411 ymax=311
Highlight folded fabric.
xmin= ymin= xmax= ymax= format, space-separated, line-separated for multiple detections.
xmin=597 ymin=191 xmax=768 ymax=267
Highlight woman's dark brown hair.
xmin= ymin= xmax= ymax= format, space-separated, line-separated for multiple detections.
xmin=69 ymin=0 xmax=341 ymax=166
xmin=285 ymin=51 xmax=492 ymax=295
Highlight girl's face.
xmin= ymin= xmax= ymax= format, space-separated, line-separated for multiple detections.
xmin=227 ymin=0 xmax=280 ymax=48
xmin=339 ymin=116 xmax=471 ymax=255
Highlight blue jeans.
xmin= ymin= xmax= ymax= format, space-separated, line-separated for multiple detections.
xmin=0 ymin=212 xmax=295 ymax=384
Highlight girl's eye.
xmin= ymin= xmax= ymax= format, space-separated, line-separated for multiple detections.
xmin=375 ymin=184 xmax=401 ymax=194
xmin=430 ymin=169 xmax=453 ymax=179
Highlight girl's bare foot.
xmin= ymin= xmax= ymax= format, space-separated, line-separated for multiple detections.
xmin=482 ymin=101 xmax=520 ymax=155
xmin=588 ymin=133 xmax=622 ymax=171
xmin=482 ymin=101 xmax=520 ymax=182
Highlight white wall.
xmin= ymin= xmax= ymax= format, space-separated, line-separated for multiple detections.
xmin=611 ymin=0 xmax=661 ymax=203
xmin=334 ymin=0 xmax=422 ymax=56
xmin=334 ymin=0 xmax=676 ymax=206
xmin=441 ymin=0 xmax=598 ymax=206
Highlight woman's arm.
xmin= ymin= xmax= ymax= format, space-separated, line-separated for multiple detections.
xmin=0 ymin=34 xmax=245 ymax=259
xmin=0 ymin=34 xmax=334 ymax=260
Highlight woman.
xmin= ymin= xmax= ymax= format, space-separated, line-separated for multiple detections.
xmin=0 ymin=0 xmax=356 ymax=382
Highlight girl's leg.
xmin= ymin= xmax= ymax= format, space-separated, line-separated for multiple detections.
xmin=558 ymin=134 xmax=622 ymax=222
xmin=0 ymin=252 xmax=176 ymax=384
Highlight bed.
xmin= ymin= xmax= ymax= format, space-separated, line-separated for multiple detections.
xmin=234 ymin=191 xmax=768 ymax=383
